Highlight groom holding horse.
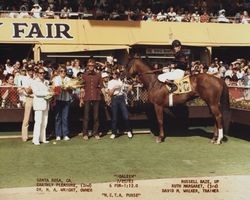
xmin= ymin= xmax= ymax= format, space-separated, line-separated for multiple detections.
xmin=158 ymin=39 xmax=190 ymax=93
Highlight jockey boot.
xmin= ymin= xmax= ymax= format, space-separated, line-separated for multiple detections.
xmin=166 ymin=81 xmax=177 ymax=93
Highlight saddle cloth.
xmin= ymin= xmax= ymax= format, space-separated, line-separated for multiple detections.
xmin=166 ymin=75 xmax=192 ymax=94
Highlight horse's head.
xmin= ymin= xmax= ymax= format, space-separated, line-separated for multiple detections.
xmin=126 ymin=58 xmax=139 ymax=83
xmin=126 ymin=58 xmax=157 ymax=88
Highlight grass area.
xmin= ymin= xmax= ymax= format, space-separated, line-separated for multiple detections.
xmin=0 ymin=128 xmax=250 ymax=188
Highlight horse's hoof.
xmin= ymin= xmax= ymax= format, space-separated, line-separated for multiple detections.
xmin=215 ymin=141 xmax=222 ymax=145
xmin=156 ymin=137 xmax=162 ymax=143
xmin=210 ymin=140 xmax=216 ymax=144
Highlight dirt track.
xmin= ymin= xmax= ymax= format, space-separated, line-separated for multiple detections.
xmin=0 ymin=175 xmax=249 ymax=200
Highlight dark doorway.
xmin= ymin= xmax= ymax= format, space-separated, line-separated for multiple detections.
xmin=0 ymin=44 xmax=33 ymax=64
xmin=212 ymin=47 xmax=250 ymax=63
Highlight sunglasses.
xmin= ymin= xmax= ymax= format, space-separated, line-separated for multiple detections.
xmin=60 ymin=70 xmax=66 ymax=73
xmin=39 ymin=72 xmax=45 ymax=74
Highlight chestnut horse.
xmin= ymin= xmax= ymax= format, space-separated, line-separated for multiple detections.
xmin=127 ymin=58 xmax=230 ymax=144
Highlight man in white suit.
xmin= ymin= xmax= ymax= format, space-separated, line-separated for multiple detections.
xmin=31 ymin=67 xmax=53 ymax=145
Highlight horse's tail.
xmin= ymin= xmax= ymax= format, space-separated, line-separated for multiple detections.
xmin=220 ymin=81 xmax=231 ymax=135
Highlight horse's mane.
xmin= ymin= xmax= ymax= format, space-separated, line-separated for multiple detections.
xmin=127 ymin=57 xmax=154 ymax=71
xmin=127 ymin=57 xmax=164 ymax=90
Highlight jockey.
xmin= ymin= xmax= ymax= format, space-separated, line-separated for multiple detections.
xmin=158 ymin=39 xmax=189 ymax=93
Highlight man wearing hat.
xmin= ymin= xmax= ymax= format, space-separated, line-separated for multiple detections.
xmin=158 ymin=39 xmax=189 ymax=93
xmin=30 ymin=3 xmax=42 ymax=18
xmin=217 ymin=9 xmax=230 ymax=23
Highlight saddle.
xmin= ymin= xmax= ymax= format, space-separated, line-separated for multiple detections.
xmin=166 ymin=76 xmax=192 ymax=94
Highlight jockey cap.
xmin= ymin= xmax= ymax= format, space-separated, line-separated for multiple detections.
xmin=172 ymin=39 xmax=181 ymax=48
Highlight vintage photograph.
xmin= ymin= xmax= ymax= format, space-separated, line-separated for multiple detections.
xmin=0 ymin=0 xmax=250 ymax=199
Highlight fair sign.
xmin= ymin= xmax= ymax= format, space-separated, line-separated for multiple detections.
xmin=0 ymin=18 xmax=76 ymax=43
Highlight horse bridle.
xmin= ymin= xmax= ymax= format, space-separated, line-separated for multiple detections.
xmin=127 ymin=59 xmax=162 ymax=87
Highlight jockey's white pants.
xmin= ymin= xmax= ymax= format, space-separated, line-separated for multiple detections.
xmin=158 ymin=69 xmax=185 ymax=82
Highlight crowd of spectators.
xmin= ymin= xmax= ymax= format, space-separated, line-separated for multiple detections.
xmin=0 ymin=55 xmax=250 ymax=108
xmin=0 ymin=56 xmax=128 ymax=108
xmin=1 ymin=56 xmax=250 ymax=88
xmin=190 ymin=57 xmax=250 ymax=86
xmin=1 ymin=0 xmax=250 ymax=23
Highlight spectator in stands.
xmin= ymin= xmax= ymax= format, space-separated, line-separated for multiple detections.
xmin=167 ymin=6 xmax=177 ymax=22
xmin=19 ymin=65 xmax=34 ymax=142
xmin=224 ymin=76 xmax=232 ymax=86
xmin=225 ymin=63 xmax=233 ymax=78
xmin=81 ymin=59 xmax=102 ymax=140
xmin=22 ymin=59 xmax=28 ymax=69
xmin=124 ymin=7 xmax=137 ymax=21
xmin=243 ymin=67 xmax=250 ymax=86
xmin=44 ymin=4 xmax=55 ymax=19
xmin=142 ymin=8 xmax=154 ymax=21
xmin=237 ymin=66 xmax=246 ymax=80
xmin=52 ymin=65 xmax=72 ymax=141
xmin=60 ymin=6 xmax=70 ymax=19
xmin=72 ymin=59 xmax=82 ymax=78
xmin=231 ymin=67 xmax=239 ymax=83
xmin=31 ymin=67 xmax=52 ymax=145
xmin=217 ymin=9 xmax=230 ymax=23
xmin=2 ymin=73 xmax=15 ymax=86
xmin=18 ymin=4 xmax=31 ymax=18
xmin=156 ymin=9 xmax=167 ymax=21
xmin=108 ymin=71 xmax=133 ymax=139
xmin=1 ymin=0 xmax=250 ymax=23
xmin=241 ymin=10 xmax=250 ymax=24
xmin=1 ymin=74 xmax=17 ymax=108
xmin=30 ymin=3 xmax=42 ymax=18
xmin=109 ymin=8 xmax=121 ymax=20
xmin=234 ymin=11 xmax=241 ymax=23
xmin=191 ymin=61 xmax=207 ymax=74
xmin=182 ymin=11 xmax=191 ymax=22
xmin=207 ymin=62 xmax=219 ymax=75
xmin=191 ymin=9 xmax=200 ymax=22
xmin=200 ymin=10 xmax=210 ymax=23
xmin=175 ymin=10 xmax=184 ymax=22
xmin=218 ymin=62 xmax=226 ymax=78
xmin=13 ymin=61 xmax=21 ymax=71
xmin=3 ymin=59 xmax=14 ymax=75
xmin=237 ymin=78 xmax=244 ymax=86
xmin=13 ymin=68 xmax=21 ymax=86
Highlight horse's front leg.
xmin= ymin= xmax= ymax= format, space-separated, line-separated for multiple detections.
xmin=211 ymin=125 xmax=218 ymax=144
xmin=210 ymin=105 xmax=223 ymax=145
xmin=154 ymin=104 xmax=164 ymax=143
